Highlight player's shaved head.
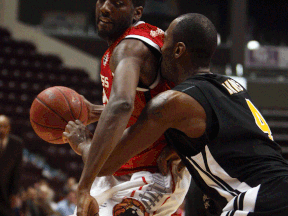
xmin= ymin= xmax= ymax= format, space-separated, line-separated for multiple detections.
xmin=132 ymin=0 xmax=145 ymax=8
xmin=172 ymin=13 xmax=218 ymax=67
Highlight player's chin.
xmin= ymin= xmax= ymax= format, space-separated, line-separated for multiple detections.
xmin=97 ymin=29 xmax=113 ymax=40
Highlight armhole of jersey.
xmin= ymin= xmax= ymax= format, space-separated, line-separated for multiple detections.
xmin=136 ymin=72 xmax=161 ymax=92
xmin=124 ymin=35 xmax=161 ymax=52
xmin=124 ymin=35 xmax=162 ymax=92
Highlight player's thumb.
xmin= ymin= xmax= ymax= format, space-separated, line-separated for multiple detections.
xmin=88 ymin=199 xmax=99 ymax=216
xmin=62 ymin=132 xmax=69 ymax=143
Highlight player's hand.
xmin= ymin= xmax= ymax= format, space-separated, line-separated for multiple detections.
xmin=157 ymin=145 xmax=185 ymax=176
xmin=63 ymin=120 xmax=92 ymax=155
xmin=81 ymin=95 xmax=104 ymax=125
xmin=77 ymin=190 xmax=99 ymax=216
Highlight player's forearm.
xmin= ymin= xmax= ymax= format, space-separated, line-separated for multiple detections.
xmin=78 ymin=142 xmax=91 ymax=163
xmin=78 ymin=99 xmax=134 ymax=191
xmin=98 ymin=129 xmax=134 ymax=176
xmin=99 ymin=116 xmax=165 ymax=176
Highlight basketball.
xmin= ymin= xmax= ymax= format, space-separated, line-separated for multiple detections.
xmin=30 ymin=86 xmax=88 ymax=144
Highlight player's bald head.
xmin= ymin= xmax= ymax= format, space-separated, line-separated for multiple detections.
xmin=172 ymin=13 xmax=218 ymax=67
xmin=132 ymin=0 xmax=145 ymax=8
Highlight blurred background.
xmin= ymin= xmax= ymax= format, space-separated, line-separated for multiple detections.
xmin=1 ymin=0 xmax=288 ymax=215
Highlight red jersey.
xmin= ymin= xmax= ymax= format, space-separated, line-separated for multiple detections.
xmin=100 ymin=22 xmax=174 ymax=176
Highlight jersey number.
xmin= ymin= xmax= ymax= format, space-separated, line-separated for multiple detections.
xmin=246 ymin=99 xmax=273 ymax=140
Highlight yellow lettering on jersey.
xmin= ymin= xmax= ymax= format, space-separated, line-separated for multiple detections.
xmin=222 ymin=79 xmax=244 ymax=95
xmin=246 ymin=99 xmax=273 ymax=140
xmin=100 ymin=74 xmax=109 ymax=88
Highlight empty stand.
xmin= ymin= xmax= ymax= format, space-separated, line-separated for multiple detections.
xmin=261 ymin=109 xmax=288 ymax=158
xmin=0 ymin=26 xmax=102 ymax=185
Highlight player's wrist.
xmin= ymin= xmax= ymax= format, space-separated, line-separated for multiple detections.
xmin=88 ymin=105 xmax=104 ymax=124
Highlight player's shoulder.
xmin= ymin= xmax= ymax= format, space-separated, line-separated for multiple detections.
xmin=124 ymin=22 xmax=164 ymax=51
xmin=130 ymin=22 xmax=164 ymax=35
xmin=145 ymin=90 xmax=205 ymax=130
xmin=112 ymin=36 xmax=154 ymax=64
xmin=150 ymin=90 xmax=199 ymax=114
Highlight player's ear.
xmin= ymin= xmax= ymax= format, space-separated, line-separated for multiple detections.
xmin=133 ymin=6 xmax=143 ymax=23
xmin=174 ymin=42 xmax=186 ymax=59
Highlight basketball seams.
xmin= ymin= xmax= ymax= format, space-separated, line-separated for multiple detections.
xmin=55 ymin=86 xmax=78 ymax=121
xmin=30 ymin=86 xmax=88 ymax=144
xmin=35 ymin=97 xmax=68 ymax=123
xmin=30 ymin=118 xmax=64 ymax=130
xmin=31 ymin=119 xmax=64 ymax=143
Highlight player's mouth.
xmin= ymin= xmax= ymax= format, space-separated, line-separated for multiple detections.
xmin=99 ymin=18 xmax=113 ymax=25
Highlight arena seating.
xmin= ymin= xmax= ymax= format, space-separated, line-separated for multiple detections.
xmin=0 ymin=26 xmax=102 ymax=187
xmin=261 ymin=109 xmax=288 ymax=157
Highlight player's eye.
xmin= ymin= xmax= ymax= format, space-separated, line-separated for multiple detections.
xmin=115 ymin=1 xmax=124 ymax=6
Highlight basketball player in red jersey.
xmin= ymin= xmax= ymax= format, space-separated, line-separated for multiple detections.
xmin=63 ymin=0 xmax=190 ymax=215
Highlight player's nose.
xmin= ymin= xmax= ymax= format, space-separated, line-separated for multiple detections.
xmin=100 ymin=0 xmax=112 ymax=16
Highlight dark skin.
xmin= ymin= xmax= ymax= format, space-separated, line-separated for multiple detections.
xmin=64 ymin=16 xmax=212 ymax=214
xmin=63 ymin=0 xmax=165 ymax=215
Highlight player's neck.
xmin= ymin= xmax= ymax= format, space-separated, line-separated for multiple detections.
xmin=175 ymin=66 xmax=211 ymax=85
xmin=106 ymin=27 xmax=132 ymax=46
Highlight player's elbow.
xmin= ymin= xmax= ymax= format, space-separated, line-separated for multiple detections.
xmin=109 ymin=98 xmax=134 ymax=115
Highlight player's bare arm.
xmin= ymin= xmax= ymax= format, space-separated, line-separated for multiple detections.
xmin=64 ymin=89 xmax=207 ymax=176
xmin=77 ymin=38 xmax=160 ymax=193
xmin=98 ymin=90 xmax=207 ymax=176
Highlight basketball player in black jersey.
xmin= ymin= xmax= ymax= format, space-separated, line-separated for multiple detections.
xmin=64 ymin=13 xmax=288 ymax=215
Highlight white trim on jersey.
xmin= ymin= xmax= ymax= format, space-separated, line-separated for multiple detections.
xmin=221 ymin=185 xmax=260 ymax=216
xmin=125 ymin=25 xmax=162 ymax=92
xmin=133 ymin=21 xmax=145 ymax=27
xmin=136 ymin=72 xmax=161 ymax=92
xmin=125 ymin=35 xmax=161 ymax=52
xmin=186 ymin=146 xmax=252 ymax=202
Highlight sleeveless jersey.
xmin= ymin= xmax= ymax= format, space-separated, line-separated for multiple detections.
xmin=164 ymin=73 xmax=288 ymax=208
xmin=100 ymin=22 xmax=173 ymax=176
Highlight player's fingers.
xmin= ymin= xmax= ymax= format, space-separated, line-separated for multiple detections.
xmin=65 ymin=124 xmax=73 ymax=132
xmin=68 ymin=120 xmax=77 ymax=127
xmin=75 ymin=119 xmax=83 ymax=125
xmin=62 ymin=131 xmax=69 ymax=138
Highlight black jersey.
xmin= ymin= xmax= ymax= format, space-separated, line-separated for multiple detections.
xmin=164 ymin=73 xmax=288 ymax=209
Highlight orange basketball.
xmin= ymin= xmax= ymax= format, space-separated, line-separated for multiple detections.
xmin=30 ymin=86 xmax=88 ymax=144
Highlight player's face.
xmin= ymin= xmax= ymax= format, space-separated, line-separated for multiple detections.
xmin=161 ymin=20 xmax=178 ymax=82
xmin=96 ymin=0 xmax=135 ymax=42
